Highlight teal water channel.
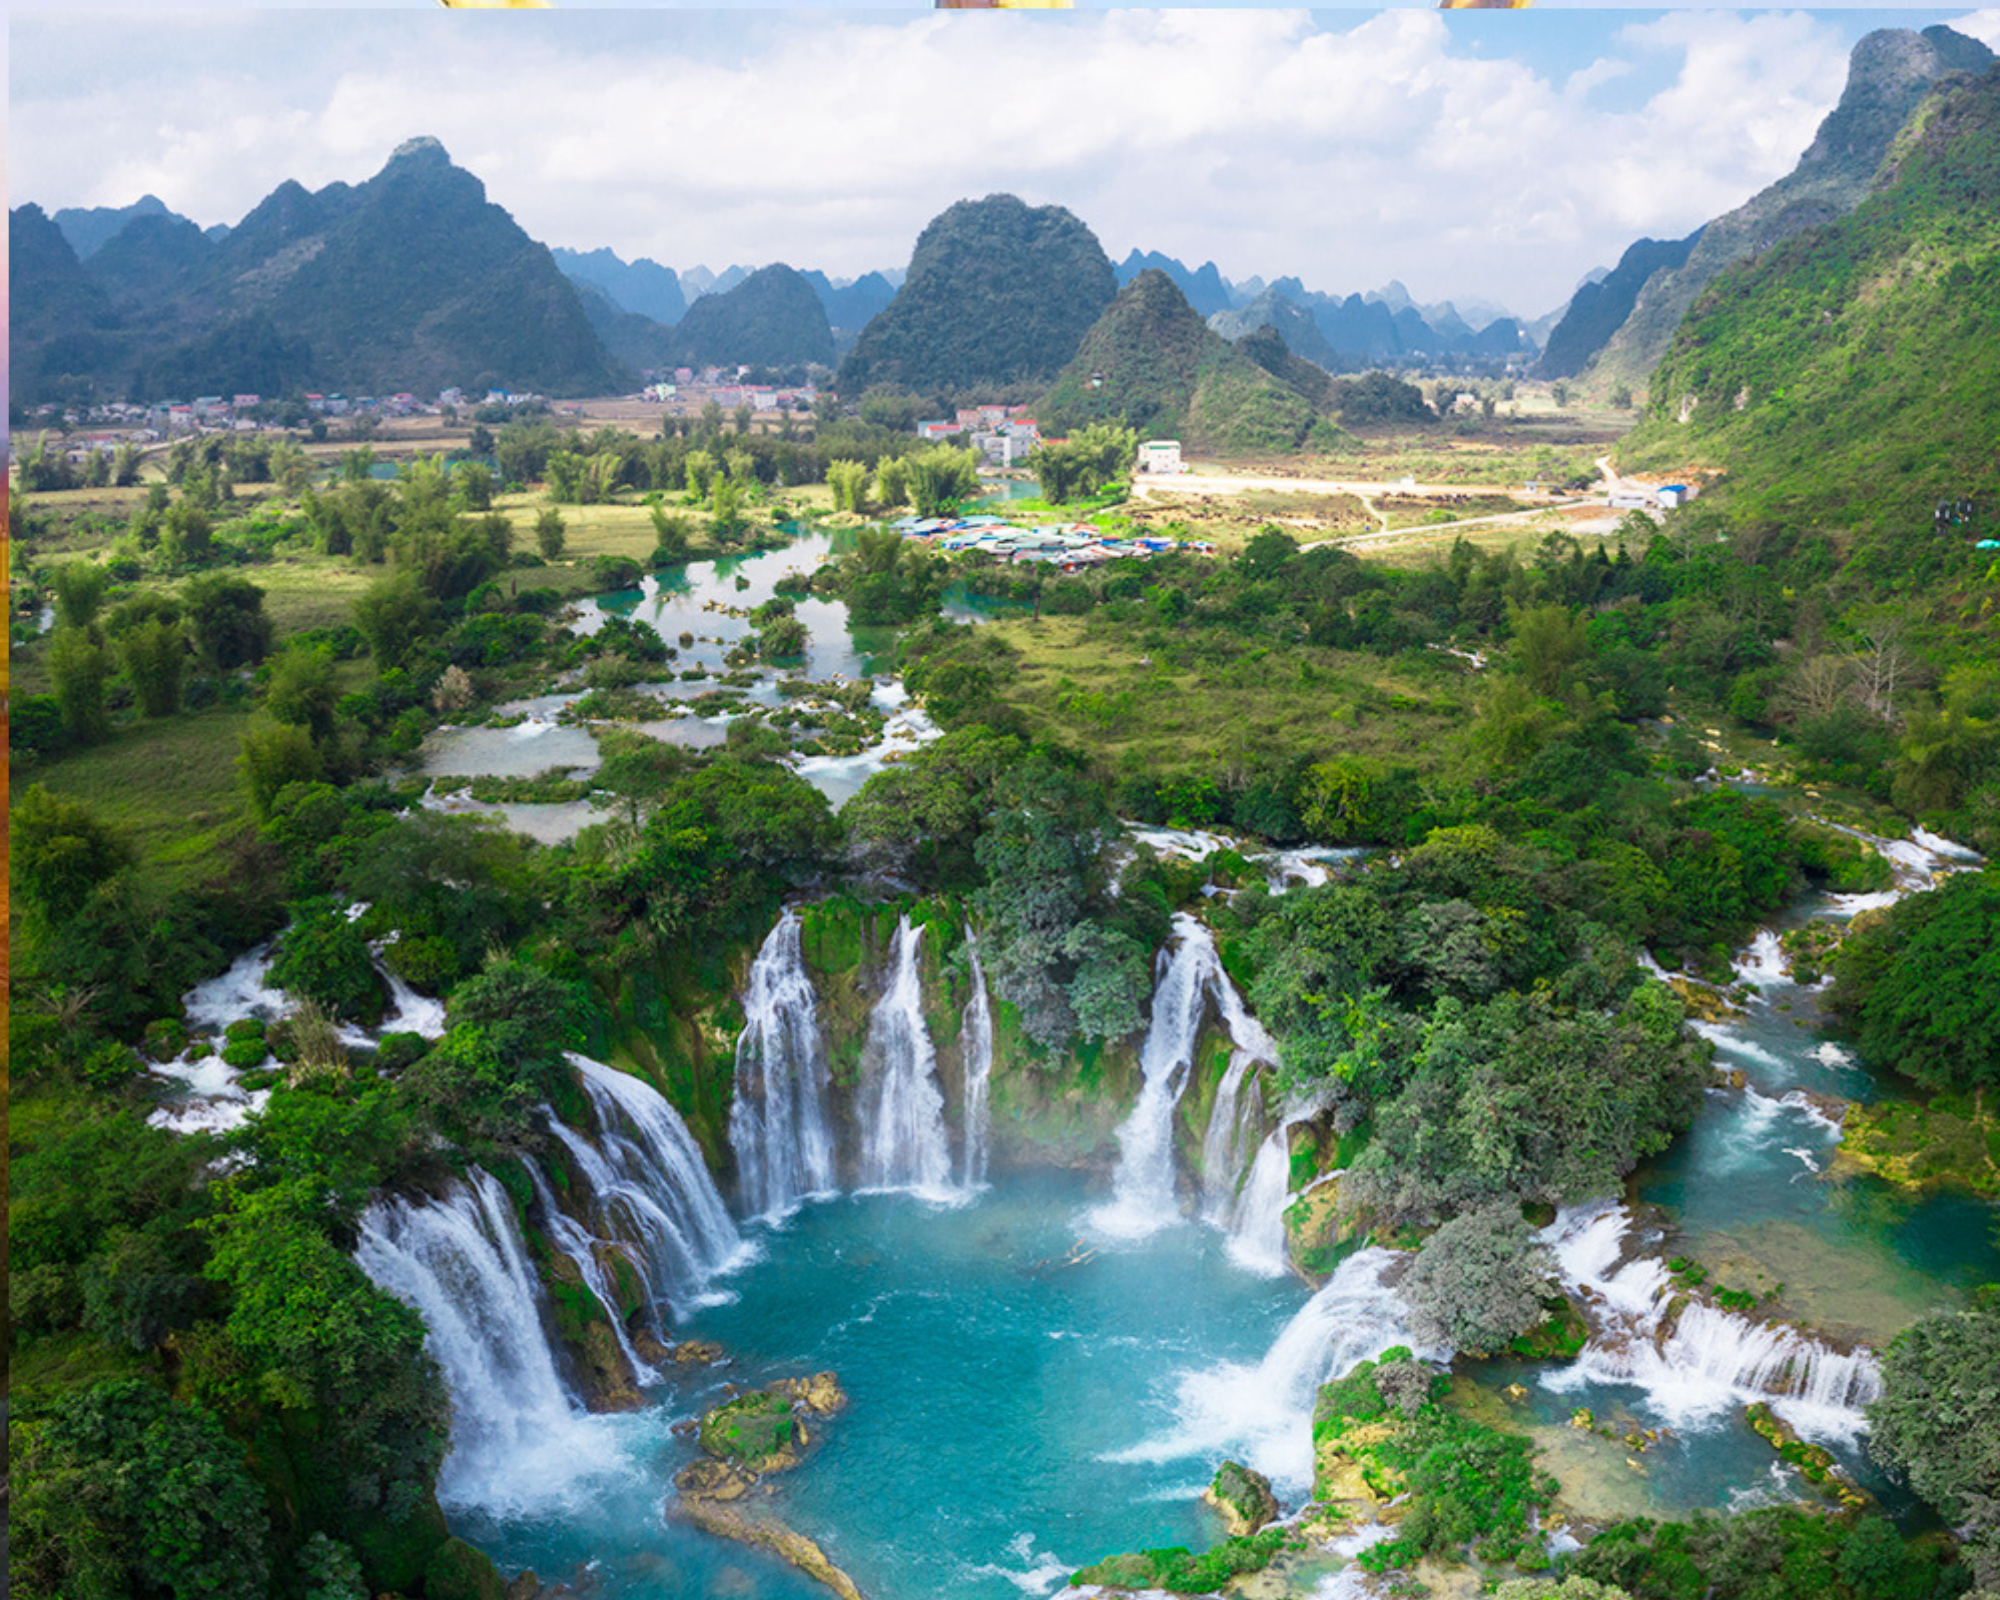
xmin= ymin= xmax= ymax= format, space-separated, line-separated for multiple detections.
xmin=417 ymin=529 xmax=920 ymax=820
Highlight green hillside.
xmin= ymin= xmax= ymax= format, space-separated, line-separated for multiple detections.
xmin=666 ymin=263 xmax=835 ymax=369
xmin=1622 ymin=64 xmax=2000 ymax=558
xmin=838 ymin=194 xmax=1116 ymax=398
xmin=1039 ymin=270 xmax=1319 ymax=454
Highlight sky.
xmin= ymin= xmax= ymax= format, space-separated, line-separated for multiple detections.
xmin=10 ymin=7 xmax=2000 ymax=320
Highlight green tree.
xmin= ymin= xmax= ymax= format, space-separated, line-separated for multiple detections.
xmin=534 ymin=505 xmax=567 ymax=560
xmin=827 ymin=458 xmax=871 ymax=513
xmin=9 ymin=1381 xmax=271 ymax=1600
xmin=352 ymin=570 xmax=435 ymax=672
xmin=1398 ymin=1201 xmax=1557 ymax=1354
xmin=1831 ymin=868 xmax=2000 ymax=1093
xmin=238 ymin=721 xmax=324 ymax=821
xmin=11 ymin=785 xmax=133 ymax=924
xmin=265 ymin=644 xmax=341 ymax=745
xmin=875 ymin=454 xmax=910 ymax=510
xmin=117 ymin=617 xmax=187 ymax=718
xmin=182 ymin=574 xmax=273 ymax=671
xmin=50 ymin=562 xmax=111 ymax=630
xmin=49 ymin=626 xmax=113 ymax=745
xmin=905 ymin=444 xmax=981 ymax=517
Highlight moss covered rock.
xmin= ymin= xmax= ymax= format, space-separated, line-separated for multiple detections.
xmin=1204 ymin=1459 xmax=1279 ymax=1536
xmin=698 ymin=1390 xmax=802 ymax=1474
xmin=424 ymin=1536 xmax=507 ymax=1600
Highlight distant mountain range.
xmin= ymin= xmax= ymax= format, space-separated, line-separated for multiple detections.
xmin=15 ymin=137 xmax=626 ymax=405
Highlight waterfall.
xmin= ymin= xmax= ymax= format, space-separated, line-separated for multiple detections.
xmin=1115 ymin=1246 xmax=1424 ymax=1491
xmin=355 ymin=1168 xmax=606 ymax=1508
xmin=729 ymin=910 xmax=838 ymax=1220
xmin=1540 ymin=1200 xmax=1881 ymax=1443
xmin=1225 ymin=1129 xmax=1293 ymax=1278
xmin=521 ymin=1155 xmax=656 ymax=1382
xmin=857 ymin=916 xmax=955 ymax=1199
xmin=548 ymin=1055 xmax=746 ymax=1320
xmin=1095 ymin=914 xmax=1270 ymax=1240
xmin=1733 ymin=929 xmax=1790 ymax=989
xmin=962 ymin=932 xmax=995 ymax=1188
xmin=1200 ymin=1052 xmax=1265 ymax=1222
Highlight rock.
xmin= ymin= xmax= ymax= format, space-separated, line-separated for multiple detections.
xmin=1203 ymin=1460 xmax=1279 ymax=1536
xmin=670 ymin=1417 xmax=699 ymax=1438
xmin=696 ymin=1390 xmax=802 ymax=1476
xmin=770 ymin=1372 xmax=848 ymax=1417
xmin=675 ymin=1457 xmax=758 ymax=1502
xmin=1502 ymin=1383 xmax=1530 ymax=1403
xmin=1570 ymin=1407 xmax=1596 ymax=1430
xmin=504 ymin=1574 xmax=539 ymax=1600
xmin=670 ymin=1500 xmax=869 ymax=1600
xmin=671 ymin=1339 xmax=727 ymax=1366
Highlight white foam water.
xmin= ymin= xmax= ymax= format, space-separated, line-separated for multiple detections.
xmin=1090 ymin=915 xmax=1229 ymax=1239
xmin=1540 ymin=1200 xmax=1881 ymax=1444
xmin=728 ymin=910 xmax=838 ymax=1221
xmin=354 ymin=1168 xmax=632 ymax=1513
xmin=1114 ymin=1247 xmax=1425 ymax=1491
xmin=961 ymin=932 xmax=995 ymax=1189
xmin=1732 ymin=929 xmax=1790 ymax=989
xmin=857 ymin=916 xmax=957 ymax=1201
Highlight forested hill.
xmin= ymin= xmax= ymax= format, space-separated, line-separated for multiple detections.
xmin=1587 ymin=25 xmax=1994 ymax=390
xmin=837 ymin=194 xmax=1117 ymax=398
xmin=1038 ymin=269 xmax=1320 ymax=453
xmin=665 ymin=263 xmax=836 ymax=370
xmin=1621 ymin=62 xmax=2000 ymax=568
xmin=11 ymin=137 xmax=629 ymax=405
xmin=1538 ymin=231 xmax=1700 ymax=380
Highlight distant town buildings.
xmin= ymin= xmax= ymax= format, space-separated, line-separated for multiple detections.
xmin=1136 ymin=440 xmax=1184 ymax=474
xmin=915 ymin=406 xmax=1041 ymax=466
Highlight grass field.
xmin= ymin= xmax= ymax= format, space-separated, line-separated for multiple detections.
xmin=980 ymin=612 xmax=1469 ymax=776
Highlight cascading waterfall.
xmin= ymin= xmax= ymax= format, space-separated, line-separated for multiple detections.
xmin=547 ymin=1055 xmax=746 ymax=1322
xmin=1097 ymin=913 xmax=1279 ymax=1241
xmin=1540 ymin=1200 xmax=1881 ymax=1442
xmin=572 ymin=1054 xmax=744 ymax=1284
xmin=1200 ymin=1052 xmax=1265 ymax=1222
xmin=354 ymin=1167 xmax=607 ymax=1507
xmin=728 ymin=909 xmax=838 ymax=1220
xmin=521 ymin=1154 xmax=656 ymax=1382
xmin=1118 ymin=1246 xmax=1426 ymax=1489
xmin=1090 ymin=914 xmax=1226 ymax=1238
xmin=961 ymin=932 xmax=995 ymax=1188
xmin=1225 ymin=1129 xmax=1293 ymax=1277
xmin=857 ymin=916 xmax=955 ymax=1199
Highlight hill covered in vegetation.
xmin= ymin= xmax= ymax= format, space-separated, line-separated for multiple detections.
xmin=11 ymin=137 xmax=628 ymax=406
xmin=665 ymin=263 xmax=835 ymax=369
xmin=1038 ymin=270 xmax=1322 ymax=452
xmin=1589 ymin=25 xmax=1994 ymax=390
xmin=1623 ymin=63 xmax=2000 ymax=559
xmin=838 ymin=194 xmax=1117 ymax=398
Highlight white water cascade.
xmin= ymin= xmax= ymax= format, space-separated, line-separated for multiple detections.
xmin=1095 ymin=914 xmax=1275 ymax=1240
xmin=1200 ymin=1052 xmax=1266 ymax=1222
xmin=961 ymin=932 xmax=995 ymax=1188
xmin=728 ymin=910 xmax=838 ymax=1220
xmin=1119 ymin=1246 xmax=1426 ymax=1490
xmin=1226 ymin=1129 xmax=1294 ymax=1277
xmin=557 ymin=1053 xmax=747 ymax=1316
xmin=354 ymin=1167 xmax=619 ymax=1509
xmin=521 ymin=1154 xmax=656 ymax=1382
xmin=857 ymin=917 xmax=956 ymax=1199
xmin=1540 ymin=1200 xmax=1882 ymax=1443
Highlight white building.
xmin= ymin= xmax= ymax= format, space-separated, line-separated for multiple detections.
xmin=1137 ymin=440 xmax=1184 ymax=475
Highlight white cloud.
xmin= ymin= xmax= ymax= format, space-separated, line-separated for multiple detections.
xmin=11 ymin=9 xmax=1874 ymax=315
xmin=1948 ymin=8 xmax=2000 ymax=49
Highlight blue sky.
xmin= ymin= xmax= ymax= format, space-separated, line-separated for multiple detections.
xmin=12 ymin=8 xmax=2000 ymax=316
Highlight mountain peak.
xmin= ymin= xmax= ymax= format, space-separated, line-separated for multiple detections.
xmin=389 ymin=135 xmax=452 ymax=166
